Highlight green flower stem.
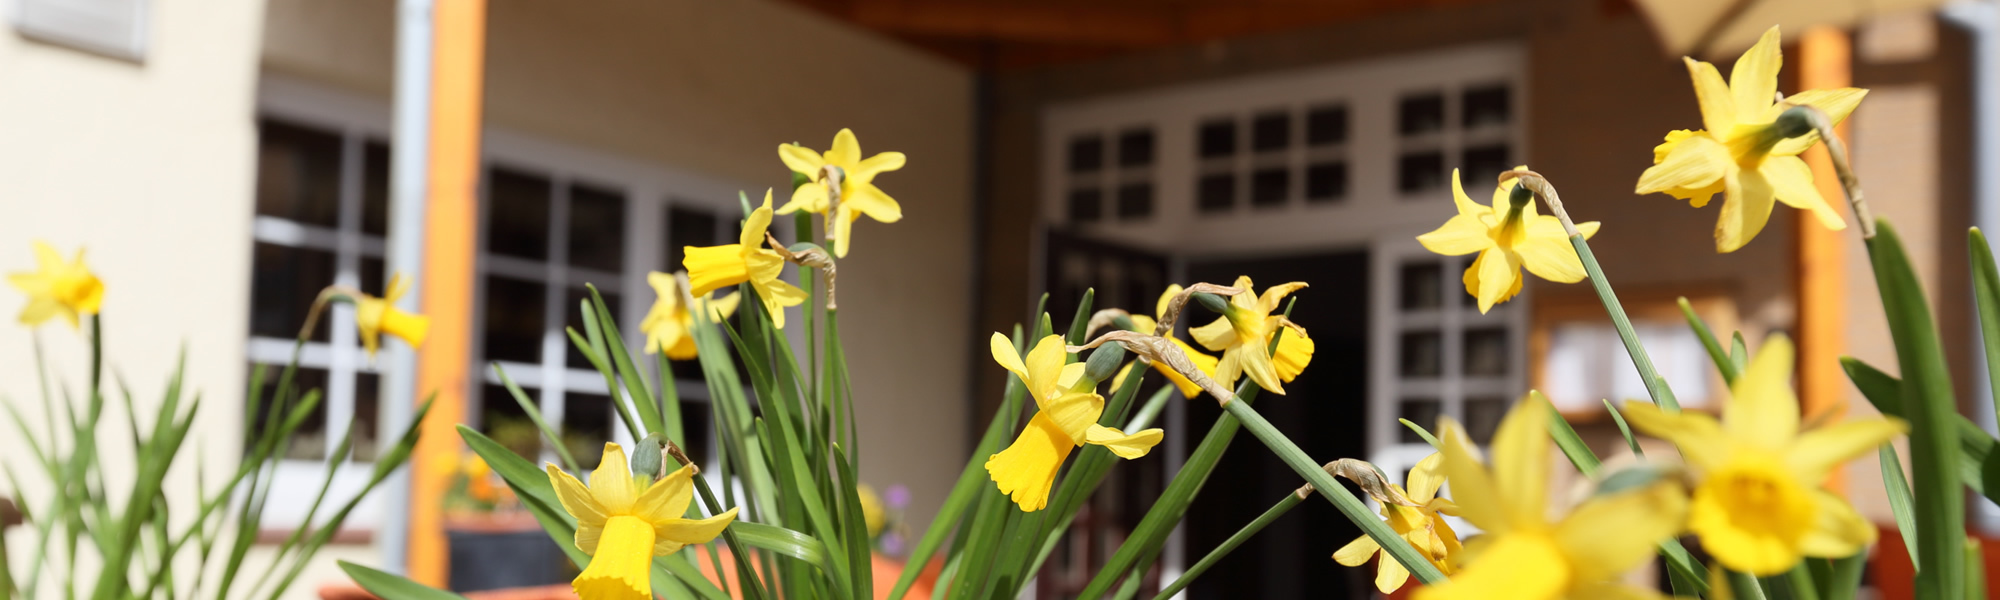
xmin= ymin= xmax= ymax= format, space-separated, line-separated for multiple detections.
xmin=1150 ymin=492 xmax=1303 ymax=600
xmin=1217 ymin=398 xmax=1446 ymax=583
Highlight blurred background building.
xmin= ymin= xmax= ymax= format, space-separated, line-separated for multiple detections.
xmin=0 ymin=0 xmax=1987 ymax=598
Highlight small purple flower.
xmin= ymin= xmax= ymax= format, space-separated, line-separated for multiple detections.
xmin=885 ymin=484 xmax=911 ymax=509
xmin=880 ymin=531 xmax=905 ymax=556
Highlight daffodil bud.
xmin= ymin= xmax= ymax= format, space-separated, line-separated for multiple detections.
xmin=1194 ymin=292 xmax=1230 ymax=315
xmin=1083 ymin=342 xmax=1126 ymax=385
xmin=632 ymin=432 xmax=669 ymax=479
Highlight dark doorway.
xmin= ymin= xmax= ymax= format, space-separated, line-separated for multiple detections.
xmin=1181 ymin=250 xmax=1372 ymax=600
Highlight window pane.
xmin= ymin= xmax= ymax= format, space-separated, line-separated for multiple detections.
xmin=1305 ymin=161 xmax=1347 ymax=202
xmin=249 ymin=242 xmax=335 ymax=342
xmin=486 ymin=167 xmax=552 ymax=260
xmin=1117 ymin=129 xmax=1154 ymax=168
xmin=667 ymin=205 xmax=719 ymax=272
xmin=360 ymin=256 xmax=386 ymax=298
xmin=480 ymin=383 xmax=541 ymax=460
xmin=1399 ymin=331 xmax=1442 ymax=378
xmin=1197 ymin=173 xmax=1234 ymax=213
xmin=1398 ymin=398 xmax=1441 ymax=444
xmin=568 ymin=183 xmax=627 ymax=273
xmin=677 ymin=402 xmax=713 ymax=468
xmin=1463 ymin=84 xmax=1510 ymax=128
xmin=1464 ymin=396 xmax=1508 ymax=445
xmin=1069 ymin=135 xmax=1104 ymax=173
xmin=1462 ymin=144 xmax=1510 ymax=193
xmin=1251 ymin=111 xmax=1290 ymax=152
xmin=1068 ymin=188 xmax=1103 ymax=222
xmin=352 ymin=372 xmax=381 ymax=462
xmin=362 ymin=140 xmax=391 ymax=236
xmin=566 ymin=286 xmax=620 ymax=368
xmin=564 ymin=392 xmax=615 ymax=470
xmin=247 ymin=364 xmax=329 ymax=460
xmin=1250 ymin=168 xmax=1288 ymax=207
xmin=482 ymin=275 xmax=546 ymax=364
xmin=1116 ymin=182 xmax=1152 ymax=220
xmin=1306 ymin=104 xmax=1348 ymax=146
xmin=255 ymin=119 xmax=343 ymax=228
xmin=1464 ymin=328 xmax=1509 ymax=377
xmin=1397 ymin=151 xmax=1445 ymax=194
xmin=1398 ymin=93 xmax=1446 ymax=136
xmin=1399 ymin=262 xmax=1442 ymax=311
xmin=1197 ymin=119 xmax=1236 ymax=158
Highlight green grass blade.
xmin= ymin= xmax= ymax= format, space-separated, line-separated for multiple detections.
xmin=1569 ymin=232 xmax=1680 ymax=411
xmin=1602 ymin=400 xmax=1646 ymax=457
xmin=1398 ymin=418 xmax=1442 ymax=449
xmin=1822 ymin=553 xmax=1866 ymax=600
xmin=493 ymin=363 xmax=580 ymax=472
xmin=1548 ymin=397 xmax=1708 ymax=595
xmin=734 ymin=522 xmax=834 ymax=571
xmin=1844 ymin=356 xmax=2000 ymax=503
xmin=590 ymin=285 xmax=664 ymax=437
xmin=1880 ymin=444 xmax=1921 ymax=571
xmin=1970 ymin=229 xmax=2000 ymax=418
xmin=337 ymin=561 xmax=470 ymax=600
xmin=1867 ymin=222 xmax=1965 ymax=599
xmin=1680 ymin=296 xmax=1739 ymax=383
xmin=887 ymin=372 xmax=1028 ymax=600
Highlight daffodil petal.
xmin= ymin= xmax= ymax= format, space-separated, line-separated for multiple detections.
xmin=1332 ymin=535 xmax=1379 ymax=566
xmin=1760 ymin=155 xmax=1846 ymax=231
xmin=827 ymin=128 xmax=862 ymax=168
xmin=1471 ymin=248 xmax=1523 ymax=314
xmin=1085 ymin=424 xmax=1162 ymax=459
xmin=1769 ymin=88 xmax=1869 ymax=155
xmin=779 ymin=143 xmax=825 ymax=176
xmin=780 ymin=182 xmax=829 ymax=215
xmin=575 ymin=522 xmax=603 ymax=555
xmin=636 ymin=464 xmax=697 ymax=522
xmin=1617 ymin=401 xmax=1733 ymax=472
xmin=1023 ymin=335 xmax=1068 ymax=402
xmin=1256 ymin=282 xmax=1308 ymax=314
xmin=1716 ymin=163 xmax=1775 ymax=253
xmin=1436 ymin=418 xmax=1510 ymax=533
xmin=1489 ymin=395 xmax=1551 ymax=529
xmin=742 ymin=192 xmax=775 ymax=248
xmin=1154 ymin=285 xmax=1183 ymax=322
xmin=1374 ymin=549 xmax=1411 ymax=593
xmin=590 ymin=443 xmax=640 ymax=514
xmin=1784 ymin=418 xmax=1908 ymax=481
xmin=990 ymin=332 xmax=1030 ymax=381
xmin=1686 ymin=57 xmax=1738 ymax=134
xmin=1553 ymin=479 xmax=1688 ymax=582
xmin=1410 ymin=533 xmax=1568 ymax=600
xmin=1406 ymin=452 xmax=1446 ymax=504
xmin=1190 ymin=316 xmax=1234 ymax=352
xmin=1417 ymin=215 xmax=1492 ymax=256
xmin=1271 ymin=329 xmax=1313 ymax=383
xmin=846 ymin=181 xmax=904 ymax=223
xmin=1730 ymin=27 xmax=1783 ymax=120
xmin=1798 ymin=490 xmax=1876 ymax=558
xmin=547 ymin=463 xmax=610 ymax=527
xmin=1728 ymin=335 xmax=1801 ymax=448
xmin=1448 ymin=169 xmax=1487 ymax=216
xmin=1516 ymin=217 xmax=1588 ymax=283
xmin=657 ymin=507 xmax=739 ymax=548
xmin=850 ymin=151 xmax=906 ymax=183
xmin=1637 ymin=132 xmax=1730 ymax=195
xmin=573 ymin=516 xmax=655 ymax=600
xmin=684 ymin=244 xmax=749 ymax=296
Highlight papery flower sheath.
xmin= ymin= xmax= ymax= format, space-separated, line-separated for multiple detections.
xmin=1334 ymin=452 xmax=1462 ymax=593
xmin=1636 ymin=26 xmax=1866 ymax=253
xmin=777 ymin=128 xmax=905 ymax=257
xmin=8 ymin=241 xmax=103 ymax=328
xmin=1415 ymin=395 xmax=1687 ymax=600
xmin=683 ymin=190 xmax=808 ymax=328
xmin=1112 ymin=284 xmax=1223 ymax=398
xmin=638 ymin=271 xmax=740 ymax=360
xmin=547 ymin=443 xmax=739 ymax=600
xmin=355 ymin=273 xmax=430 ymax=357
xmin=985 ymin=333 xmax=1164 ymax=511
xmin=1418 ymin=168 xmax=1599 ymax=314
xmin=1190 ymin=277 xmax=1313 ymax=395
xmin=1621 ymin=335 xmax=1905 ymax=575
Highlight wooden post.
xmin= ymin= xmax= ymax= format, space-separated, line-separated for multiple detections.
xmin=408 ymin=0 xmax=486 ymax=586
xmin=1798 ymin=25 xmax=1850 ymax=491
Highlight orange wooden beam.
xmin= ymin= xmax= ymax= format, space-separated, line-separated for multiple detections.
xmin=409 ymin=0 xmax=487 ymax=586
xmin=1797 ymin=26 xmax=1850 ymax=491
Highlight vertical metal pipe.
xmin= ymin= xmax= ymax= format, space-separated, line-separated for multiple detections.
xmin=376 ymin=0 xmax=435 ymax=574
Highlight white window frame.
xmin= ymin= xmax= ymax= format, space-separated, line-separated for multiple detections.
xmin=251 ymin=74 xmax=762 ymax=530
xmin=1039 ymin=41 xmax=1526 ymax=584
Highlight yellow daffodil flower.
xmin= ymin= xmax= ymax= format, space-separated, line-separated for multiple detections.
xmin=1620 ymin=335 xmax=1905 ymax=575
xmin=638 ymin=271 xmax=740 ymax=360
xmin=1334 ymin=452 xmax=1462 ymax=593
xmin=1636 ymin=26 xmax=1867 ymax=253
xmin=1416 ymin=395 xmax=1687 ymax=600
xmin=1418 ymin=168 xmax=1600 ymax=314
xmin=1111 ymin=284 xmax=1223 ymax=398
xmin=355 ymin=273 xmax=430 ymax=357
xmin=858 ymin=483 xmax=887 ymax=538
xmin=546 ymin=443 xmax=739 ymax=600
xmin=777 ymin=128 xmax=905 ymax=258
xmin=1190 ymin=277 xmax=1313 ymax=395
xmin=8 ymin=241 xmax=103 ymax=328
xmin=683 ymin=190 xmax=808 ymax=329
xmin=985 ymin=333 xmax=1164 ymax=511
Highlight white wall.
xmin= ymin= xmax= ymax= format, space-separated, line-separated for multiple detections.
xmin=0 ymin=0 xmax=269 ymax=596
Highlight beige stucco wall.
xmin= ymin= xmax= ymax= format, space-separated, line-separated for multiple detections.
xmin=0 ymin=0 xmax=269 ymax=596
xmin=260 ymin=0 xmax=976 ymax=582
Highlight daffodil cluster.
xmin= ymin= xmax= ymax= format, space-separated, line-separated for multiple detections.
xmin=638 ymin=271 xmax=739 ymax=360
xmin=1334 ymin=453 xmax=1461 ymax=593
xmin=1418 ymin=168 xmax=1598 ymax=313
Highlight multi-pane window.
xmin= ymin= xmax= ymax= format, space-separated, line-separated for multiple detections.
xmin=1378 ymin=249 xmax=1522 ymax=474
xmin=1067 ymin=127 xmax=1157 ymax=223
xmin=1397 ymin=83 xmax=1515 ymax=198
xmin=247 ymin=112 xmax=735 ymax=528
xmin=1192 ymin=101 xmax=1352 ymax=214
